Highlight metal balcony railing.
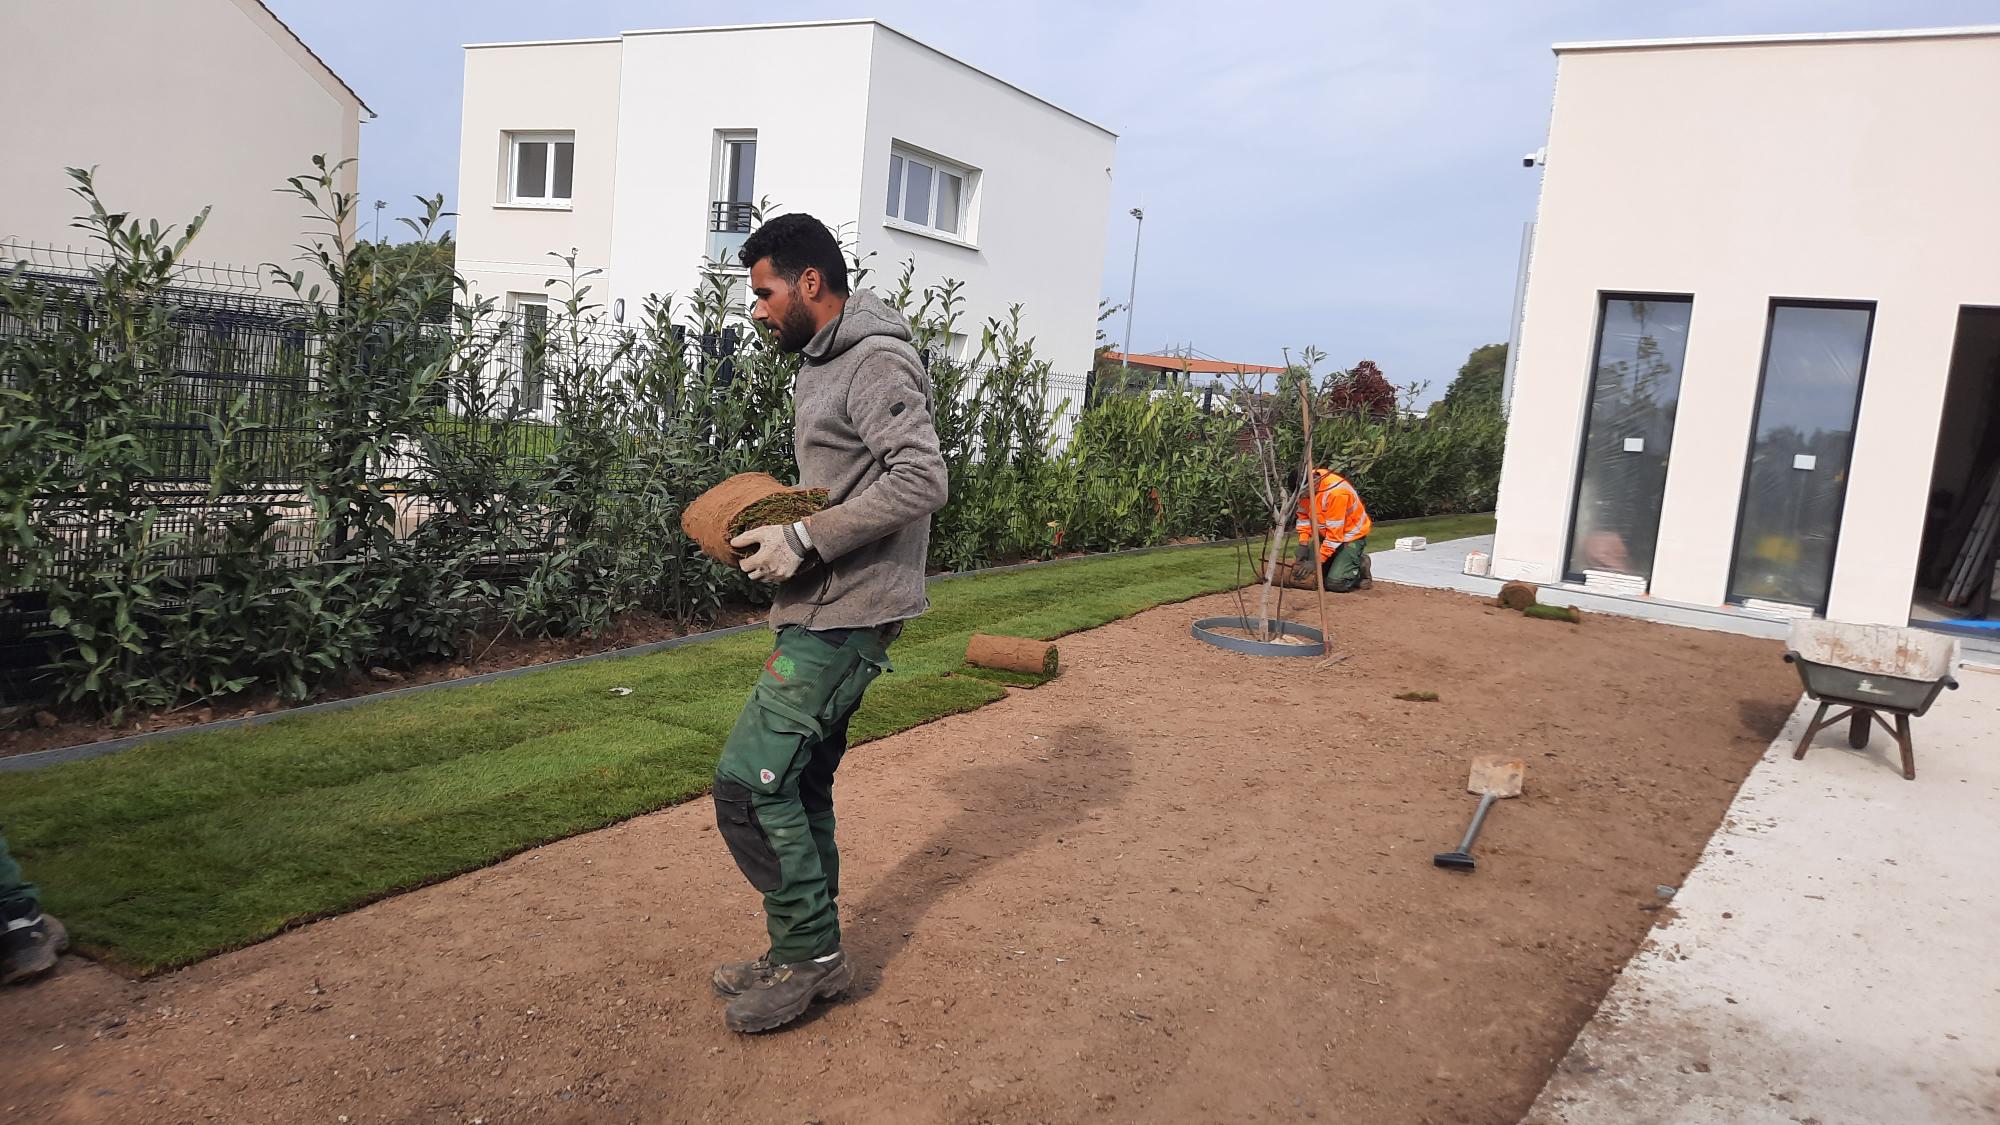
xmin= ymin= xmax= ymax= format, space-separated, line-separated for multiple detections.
xmin=709 ymin=200 xmax=754 ymax=233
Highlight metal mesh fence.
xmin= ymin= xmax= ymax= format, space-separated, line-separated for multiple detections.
xmin=1 ymin=258 xmax=1096 ymax=593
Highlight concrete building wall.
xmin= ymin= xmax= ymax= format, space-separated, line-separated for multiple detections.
xmin=0 ymin=0 xmax=364 ymax=286
xmin=455 ymin=21 xmax=1115 ymax=367
xmin=604 ymin=23 xmax=876 ymax=317
xmin=455 ymin=38 xmax=624 ymax=313
xmin=858 ymin=25 xmax=1118 ymax=372
xmin=1493 ymin=29 xmax=2000 ymax=625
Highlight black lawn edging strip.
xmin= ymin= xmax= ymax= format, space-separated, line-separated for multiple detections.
xmin=1 ymin=536 xmax=1256 ymax=773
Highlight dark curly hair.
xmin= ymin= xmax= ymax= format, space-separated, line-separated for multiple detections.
xmin=737 ymin=213 xmax=849 ymax=296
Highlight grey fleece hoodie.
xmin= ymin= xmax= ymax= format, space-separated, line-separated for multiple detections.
xmin=771 ymin=290 xmax=948 ymax=631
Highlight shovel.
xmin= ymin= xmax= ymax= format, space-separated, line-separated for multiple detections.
xmin=1433 ymin=755 xmax=1526 ymax=872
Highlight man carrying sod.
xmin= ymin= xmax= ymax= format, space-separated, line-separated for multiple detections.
xmin=711 ymin=214 xmax=947 ymax=1034
xmin=1292 ymin=466 xmax=1374 ymax=592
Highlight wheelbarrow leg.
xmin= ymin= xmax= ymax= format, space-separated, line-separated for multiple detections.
xmin=1895 ymin=713 xmax=1915 ymax=781
xmin=1794 ymin=702 xmax=1835 ymax=761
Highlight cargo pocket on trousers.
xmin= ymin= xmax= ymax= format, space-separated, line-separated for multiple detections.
xmin=713 ymin=776 xmax=782 ymax=892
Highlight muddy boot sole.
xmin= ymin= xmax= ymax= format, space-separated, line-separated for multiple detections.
xmin=724 ymin=959 xmax=853 ymax=1034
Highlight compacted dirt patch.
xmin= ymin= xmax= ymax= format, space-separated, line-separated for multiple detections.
xmin=0 ymin=584 xmax=1798 ymax=1124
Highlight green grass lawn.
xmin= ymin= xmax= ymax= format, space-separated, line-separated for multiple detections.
xmin=2 ymin=513 xmax=1492 ymax=972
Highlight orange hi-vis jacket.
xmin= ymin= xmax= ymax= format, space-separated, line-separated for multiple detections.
xmin=1296 ymin=468 xmax=1373 ymax=561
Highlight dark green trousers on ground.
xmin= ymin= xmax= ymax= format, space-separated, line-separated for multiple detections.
xmin=1322 ymin=536 xmax=1370 ymax=592
xmin=714 ymin=625 xmax=894 ymax=965
xmin=0 ymin=827 xmax=39 ymax=919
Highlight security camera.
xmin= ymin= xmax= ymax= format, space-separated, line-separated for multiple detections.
xmin=1522 ymin=147 xmax=1546 ymax=168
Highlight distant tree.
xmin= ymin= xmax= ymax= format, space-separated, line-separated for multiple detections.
xmin=1437 ymin=342 xmax=1507 ymax=415
xmin=351 ymin=232 xmax=456 ymax=322
xmin=1323 ymin=359 xmax=1398 ymax=419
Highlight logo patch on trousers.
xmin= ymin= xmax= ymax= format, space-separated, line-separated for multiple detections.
xmin=766 ymin=652 xmax=796 ymax=681
xmin=759 ymin=768 xmax=776 ymax=785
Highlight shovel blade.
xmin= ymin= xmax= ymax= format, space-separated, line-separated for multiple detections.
xmin=1466 ymin=755 xmax=1526 ymax=797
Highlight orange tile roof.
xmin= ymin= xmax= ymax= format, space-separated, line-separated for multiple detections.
xmin=1103 ymin=351 xmax=1286 ymax=376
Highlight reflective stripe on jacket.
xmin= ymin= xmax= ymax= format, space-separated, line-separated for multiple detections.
xmin=1295 ymin=468 xmax=1373 ymax=560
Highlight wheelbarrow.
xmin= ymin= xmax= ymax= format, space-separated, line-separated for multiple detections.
xmin=1783 ymin=620 xmax=1959 ymax=780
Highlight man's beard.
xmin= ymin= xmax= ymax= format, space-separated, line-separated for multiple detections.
xmin=775 ymin=300 xmax=819 ymax=353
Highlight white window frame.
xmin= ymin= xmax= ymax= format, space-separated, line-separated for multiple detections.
xmin=507 ymin=292 xmax=550 ymax=412
xmin=884 ymin=143 xmax=978 ymax=246
xmin=709 ymin=130 xmax=759 ymax=274
xmin=713 ymin=130 xmax=758 ymax=208
xmin=504 ymin=132 xmax=576 ymax=208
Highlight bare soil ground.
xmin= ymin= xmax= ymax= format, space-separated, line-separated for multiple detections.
xmin=0 ymin=583 xmax=1799 ymax=1124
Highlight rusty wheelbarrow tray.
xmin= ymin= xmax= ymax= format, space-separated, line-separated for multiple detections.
xmin=1783 ymin=620 xmax=1960 ymax=780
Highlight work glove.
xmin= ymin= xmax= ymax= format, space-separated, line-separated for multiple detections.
xmin=732 ymin=524 xmax=806 ymax=584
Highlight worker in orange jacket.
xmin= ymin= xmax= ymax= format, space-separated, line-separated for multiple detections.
xmin=1292 ymin=467 xmax=1374 ymax=592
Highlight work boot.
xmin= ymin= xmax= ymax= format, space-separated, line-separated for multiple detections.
xmin=711 ymin=955 xmax=774 ymax=997
xmin=723 ymin=948 xmax=852 ymax=1033
xmin=1358 ymin=554 xmax=1375 ymax=590
xmin=1 ymin=911 xmax=68 ymax=986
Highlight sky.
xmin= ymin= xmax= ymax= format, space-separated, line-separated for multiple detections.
xmin=266 ymin=0 xmax=1999 ymax=401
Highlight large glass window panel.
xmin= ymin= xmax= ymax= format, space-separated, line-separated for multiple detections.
xmin=903 ymin=160 xmax=933 ymax=226
xmin=725 ymin=139 xmax=755 ymax=205
xmin=1728 ymin=303 xmax=1874 ymax=609
xmin=1565 ymin=295 xmax=1694 ymax=582
xmin=514 ymin=141 xmax=548 ymax=199
xmin=551 ymin=142 xmax=575 ymax=200
xmin=937 ymin=172 xmax=963 ymax=234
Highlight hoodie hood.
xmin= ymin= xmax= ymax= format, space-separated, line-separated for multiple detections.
xmin=802 ymin=290 xmax=913 ymax=365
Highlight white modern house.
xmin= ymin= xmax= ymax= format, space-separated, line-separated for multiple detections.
xmin=0 ymin=0 xmax=370 ymax=286
xmin=1492 ymin=26 xmax=2000 ymax=630
xmin=454 ymin=19 xmax=1118 ymax=373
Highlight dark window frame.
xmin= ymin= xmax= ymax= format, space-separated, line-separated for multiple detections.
xmin=1723 ymin=297 xmax=1878 ymax=614
xmin=1561 ymin=290 xmax=1698 ymax=585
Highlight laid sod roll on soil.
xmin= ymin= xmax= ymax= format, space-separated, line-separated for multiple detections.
xmin=1522 ymin=604 xmax=1583 ymax=624
xmin=965 ymin=634 xmax=1060 ymax=676
xmin=1497 ymin=581 xmax=1538 ymax=611
xmin=681 ymin=472 xmax=830 ymax=564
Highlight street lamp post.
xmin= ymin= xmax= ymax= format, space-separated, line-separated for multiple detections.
xmin=370 ymin=200 xmax=388 ymax=288
xmin=1120 ymin=207 xmax=1144 ymax=383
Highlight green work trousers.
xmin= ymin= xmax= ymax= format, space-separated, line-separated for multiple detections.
xmin=1322 ymin=536 xmax=1370 ymax=592
xmin=0 ymin=827 xmax=38 ymax=919
xmin=714 ymin=624 xmax=894 ymax=965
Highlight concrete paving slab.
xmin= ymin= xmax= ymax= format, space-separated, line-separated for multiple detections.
xmin=1369 ymin=536 xmax=2000 ymax=653
xmin=1524 ymin=665 xmax=2000 ymax=1124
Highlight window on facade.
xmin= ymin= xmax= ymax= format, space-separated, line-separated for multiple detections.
xmin=508 ymin=133 xmax=575 ymax=205
xmin=707 ymin=131 xmax=758 ymax=266
xmin=1564 ymin=295 xmax=1694 ymax=585
xmin=1727 ymin=301 xmax=1875 ymax=611
xmin=509 ymin=293 xmax=549 ymax=412
xmin=885 ymin=145 xmax=973 ymax=238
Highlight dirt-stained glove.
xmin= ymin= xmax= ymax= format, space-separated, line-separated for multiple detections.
xmin=731 ymin=524 xmax=805 ymax=584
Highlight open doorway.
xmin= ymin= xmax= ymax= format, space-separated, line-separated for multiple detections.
xmin=1911 ymin=306 xmax=2000 ymax=631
